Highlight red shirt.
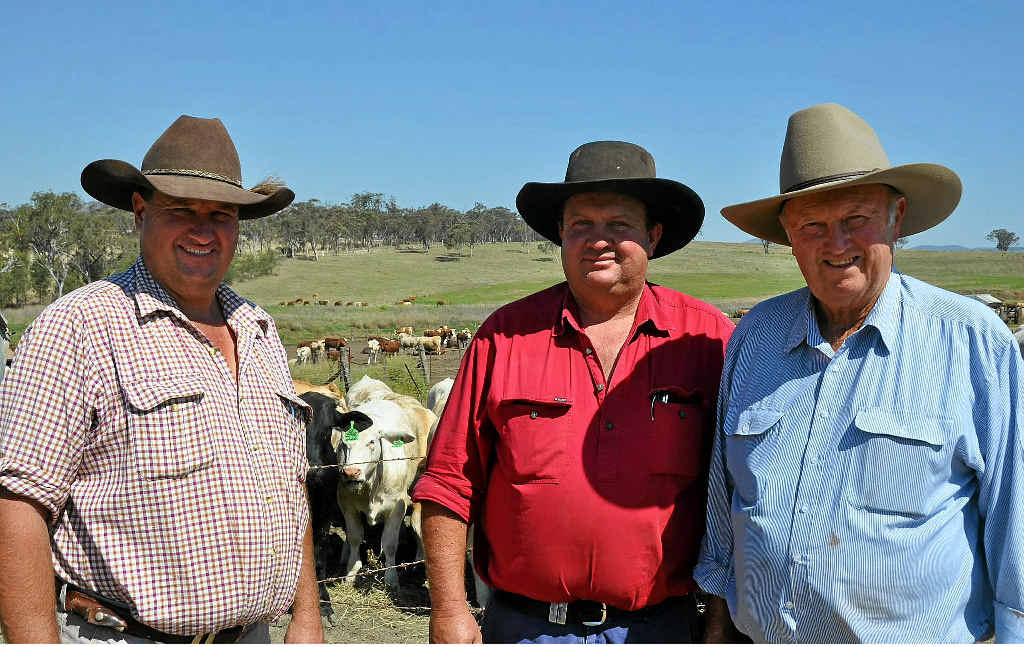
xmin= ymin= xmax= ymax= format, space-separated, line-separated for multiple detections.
xmin=413 ymin=282 xmax=733 ymax=610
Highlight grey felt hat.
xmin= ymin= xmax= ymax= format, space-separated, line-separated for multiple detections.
xmin=516 ymin=141 xmax=704 ymax=258
xmin=721 ymin=103 xmax=962 ymax=245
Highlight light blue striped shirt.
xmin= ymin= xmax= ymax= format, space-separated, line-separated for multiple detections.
xmin=695 ymin=271 xmax=1024 ymax=643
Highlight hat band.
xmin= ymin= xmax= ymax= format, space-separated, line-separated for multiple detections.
xmin=783 ymin=169 xmax=879 ymax=194
xmin=143 ymin=168 xmax=243 ymax=188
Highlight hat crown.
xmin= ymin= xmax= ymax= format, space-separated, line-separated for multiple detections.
xmin=141 ymin=115 xmax=242 ymax=185
xmin=565 ymin=141 xmax=656 ymax=183
xmin=780 ymin=103 xmax=891 ymax=193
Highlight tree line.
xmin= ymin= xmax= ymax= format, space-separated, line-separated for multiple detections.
xmin=0 ymin=191 xmax=540 ymax=307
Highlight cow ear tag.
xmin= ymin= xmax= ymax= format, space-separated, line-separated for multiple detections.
xmin=344 ymin=421 xmax=359 ymax=442
xmin=392 ymin=439 xmax=404 ymax=448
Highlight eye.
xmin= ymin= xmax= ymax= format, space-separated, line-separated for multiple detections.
xmin=846 ymin=215 xmax=868 ymax=228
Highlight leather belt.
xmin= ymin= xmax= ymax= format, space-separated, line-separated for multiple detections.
xmin=493 ymin=589 xmax=690 ymax=627
xmin=56 ymin=578 xmax=247 ymax=643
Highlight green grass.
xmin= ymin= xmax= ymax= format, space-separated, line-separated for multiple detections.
xmin=6 ymin=242 xmax=1022 ymax=345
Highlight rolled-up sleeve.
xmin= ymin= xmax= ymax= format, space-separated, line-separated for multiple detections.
xmin=412 ymin=322 xmax=495 ymax=523
xmin=980 ymin=338 xmax=1024 ymax=643
xmin=694 ymin=323 xmax=744 ymax=598
xmin=0 ymin=303 xmax=97 ymax=524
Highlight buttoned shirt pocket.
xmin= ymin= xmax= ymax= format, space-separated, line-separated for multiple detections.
xmin=494 ymin=396 xmax=571 ymax=484
xmin=648 ymin=386 xmax=706 ymax=479
xmin=123 ymin=377 xmax=213 ymax=479
xmin=847 ymin=408 xmax=949 ymax=518
xmin=725 ymin=408 xmax=786 ymax=507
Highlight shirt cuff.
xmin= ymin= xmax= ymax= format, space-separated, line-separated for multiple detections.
xmin=0 ymin=465 xmax=64 ymax=526
xmin=693 ymin=557 xmax=730 ymax=598
xmin=995 ymin=600 xmax=1024 ymax=643
xmin=410 ymin=474 xmax=472 ymax=523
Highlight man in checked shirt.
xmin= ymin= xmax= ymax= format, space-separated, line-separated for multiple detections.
xmin=698 ymin=103 xmax=1024 ymax=642
xmin=0 ymin=116 xmax=323 ymax=642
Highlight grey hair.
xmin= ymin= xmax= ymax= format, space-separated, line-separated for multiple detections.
xmin=885 ymin=186 xmax=904 ymax=229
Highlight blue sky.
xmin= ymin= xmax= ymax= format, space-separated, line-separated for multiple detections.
xmin=2 ymin=1 xmax=1021 ymax=247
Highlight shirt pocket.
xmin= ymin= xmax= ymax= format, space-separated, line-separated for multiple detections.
xmin=123 ymin=377 xmax=213 ymax=479
xmin=648 ymin=386 xmax=706 ymax=479
xmin=847 ymin=408 xmax=949 ymax=518
xmin=494 ymin=396 xmax=571 ymax=484
xmin=725 ymin=408 xmax=786 ymax=507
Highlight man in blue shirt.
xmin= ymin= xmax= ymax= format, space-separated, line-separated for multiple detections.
xmin=696 ymin=103 xmax=1024 ymax=643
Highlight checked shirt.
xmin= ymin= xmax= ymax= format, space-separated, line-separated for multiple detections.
xmin=0 ymin=258 xmax=311 ymax=636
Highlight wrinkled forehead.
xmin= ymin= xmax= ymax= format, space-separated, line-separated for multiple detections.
xmin=148 ymin=190 xmax=240 ymax=215
xmin=780 ymin=183 xmax=891 ymax=223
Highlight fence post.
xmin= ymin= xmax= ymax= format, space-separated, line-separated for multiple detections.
xmin=340 ymin=347 xmax=352 ymax=392
xmin=418 ymin=347 xmax=429 ymax=386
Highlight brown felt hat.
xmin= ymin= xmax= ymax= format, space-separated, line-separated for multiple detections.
xmin=516 ymin=141 xmax=704 ymax=258
xmin=81 ymin=115 xmax=294 ymax=220
xmin=722 ymin=103 xmax=962 ymax=245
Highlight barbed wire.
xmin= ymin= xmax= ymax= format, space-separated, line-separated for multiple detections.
xmin=308 ymin=455 xmax=427 ymax=471
xmin=316 ymin=558 xmax=426 ymax=586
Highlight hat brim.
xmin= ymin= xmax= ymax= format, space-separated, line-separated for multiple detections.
xmin=81 ymin=159 xmax=294 ymax=220
xmin=721 ymin=163 xmax=962 ymax=245
xmin=515 ymin=178 xmax=704 ymax=259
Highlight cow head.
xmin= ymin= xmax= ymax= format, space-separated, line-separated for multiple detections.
xmin=335 ymin=402 xmax=418 ymax=491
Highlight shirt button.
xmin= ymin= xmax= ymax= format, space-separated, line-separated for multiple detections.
xmin=265 ymin=495 xmax=273 ymax=503
xmin=819 ymin=408 xmax=830 ymax=419
xmin=784 ymin=601 xmax=794 ymax=610
xmin=799 ymin=504 xmax=808 ymax=514
xmin=809 ymin=456 xmax=817 ymax=465
xmin=596 ymin=384 xmax=605 ymax=392
xmin=584 ymin=348 xmax=593 ymax=355
xmin=741 ymin=423 xmax=750 ymax=433
xmin=530 ymin=410 xmax=539 ymax=419
xmin=605 ymin=422 xmax=614 ymax=430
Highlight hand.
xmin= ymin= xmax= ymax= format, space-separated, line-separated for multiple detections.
xmin=429 ymin=606 xmax=481 ymax=644
xmin=284 ymin=612 xmax=324 ymax=643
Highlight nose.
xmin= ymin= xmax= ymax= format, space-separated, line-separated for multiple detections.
xmin=823 ymin=223 xmax=851 ymax=251
xmin=342 ymin=467 xmax=362 ymax=481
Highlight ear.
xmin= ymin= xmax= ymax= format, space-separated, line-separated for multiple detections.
xmin=647 ymin=222 xmax=663 ymax=257
xmin=131 ymin=192 xmax=146 ymax=230
xmin=381 ymin=425 xmax=417 ymax=446
xmin=890 ymin=196 xmax=906 ymax=242
xmin=336 ymin=411 xmax=374 ymax=433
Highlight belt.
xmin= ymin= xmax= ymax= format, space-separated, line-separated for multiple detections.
xmin=56 ymin=578 xmax=247 ymax=643
xmin=493 ymin=589 xmax=691 ymax=627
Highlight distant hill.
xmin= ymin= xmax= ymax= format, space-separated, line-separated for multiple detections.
xmin=911 ymin=245 xmax=1024 ymax=252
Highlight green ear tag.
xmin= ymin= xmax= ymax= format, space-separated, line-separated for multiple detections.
xmin=344 ymin=421 xmax=359 ymax=442
xmin=392 ymin=439 xmax=404 ymax=448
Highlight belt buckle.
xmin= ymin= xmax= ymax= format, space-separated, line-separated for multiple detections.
xmin=580 ymin=602 xmax=607 ymax=627
xmin=548 ymin=602 xmax=568 ymax=625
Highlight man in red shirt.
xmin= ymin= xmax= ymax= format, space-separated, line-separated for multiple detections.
xmin=413 ymin=141 xmax=734 ymax=643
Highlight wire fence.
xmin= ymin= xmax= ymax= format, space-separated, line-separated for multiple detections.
xmin=307 ymin=455 xmax=427 ymax=471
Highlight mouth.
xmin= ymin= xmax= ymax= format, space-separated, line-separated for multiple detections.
xmin=179 ymin=245 xmax=215 ymax=257
xmin=823 ymin=256 xmax=858 ymax=269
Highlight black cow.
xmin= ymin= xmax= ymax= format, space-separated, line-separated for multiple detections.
xmin=299 ymin=392 xmax=348 ymax=621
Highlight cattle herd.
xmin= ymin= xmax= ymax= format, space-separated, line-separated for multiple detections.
xmin=294 ymin=326 xmax=474 ymax=366
xmin=294 ymin=374 xmax=463 ymax=621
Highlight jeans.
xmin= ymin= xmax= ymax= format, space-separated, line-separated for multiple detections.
xmin=481 ymin=593 xmax=697 ymax=644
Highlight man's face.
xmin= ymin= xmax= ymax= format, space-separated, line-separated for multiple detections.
xmin=133 ymin=191 xmax=239 ymax=301
xmin=558 ymin=192 xmax=662 ymax=296
xmin=780 ymin=183 xmax=904 ymax=317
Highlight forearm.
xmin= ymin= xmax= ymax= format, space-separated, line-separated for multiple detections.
xmin=0 ymin=491 xmax=59 ymax=642
xmin=285 ymin=511 xmax=323 ymax=642
xmin=703 ymin=595 xmax=742 ymax=643
xmin=422 ymin=501 xmax=470 ymax=611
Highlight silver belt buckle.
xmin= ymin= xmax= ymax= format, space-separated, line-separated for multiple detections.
xmin=548 ymin=602 xmax=568 ymax=625
xmin=580 ymin=602 xmax=607 ymax=627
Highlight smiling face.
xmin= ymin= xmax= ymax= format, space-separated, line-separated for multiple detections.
xmin=780 ymin=183 xmax=904 ymax=323
xmin=558 ymin=192 xmax=662 ymax=300
xmin=133 ymin=190 xmax=239 ymax=306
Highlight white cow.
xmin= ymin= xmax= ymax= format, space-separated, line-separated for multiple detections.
xmin=335 ymin=399 xmax=421 ymax=589
xmin=296 ymin=346 xmax=312 ymax=365
xmin=426 ymin=377 xmax=454 ymax=417
xmin=346 ymin=374 xmax=394 ymax=407
xmin=367 ymin=338 xmax=381 ymax=365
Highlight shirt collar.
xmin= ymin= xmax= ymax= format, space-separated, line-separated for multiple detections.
xmin=554 ymin=282 xmax=670 ymax=338
xmin=130 ymin=256 xmax=269 ymax=335
xmin=784 ymin=271 xmax=901 ymax=354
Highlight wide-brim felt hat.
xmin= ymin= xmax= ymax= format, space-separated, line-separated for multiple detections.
xmin=81 ymin=115 xmax=294 ymax=220
xmin=721 ymin=103 xmax=962 ymax=245
xmin=516 ymin=141 xmax=704 ymax=259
